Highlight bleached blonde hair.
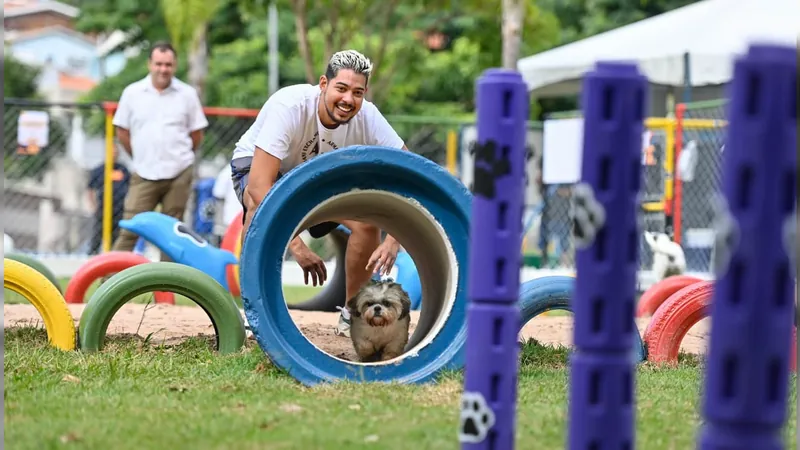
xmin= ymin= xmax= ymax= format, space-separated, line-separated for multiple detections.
xmin=325 ymin=49 xmax=373 ymax=82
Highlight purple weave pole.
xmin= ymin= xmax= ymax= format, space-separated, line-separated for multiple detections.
xmin=568 ymin=62 xmax=648 ymax=450
xmin=458 ymin=69 xmax=528 ymax=450
xmin=697 ymin=43 xmax=797 ymax=450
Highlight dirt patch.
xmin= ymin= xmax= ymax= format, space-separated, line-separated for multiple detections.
xmin=2 ymin=303 xmax=710 ymax=359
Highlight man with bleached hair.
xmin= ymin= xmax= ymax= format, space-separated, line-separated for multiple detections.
xmin=229 ymin=49 xmax=409 ymax=338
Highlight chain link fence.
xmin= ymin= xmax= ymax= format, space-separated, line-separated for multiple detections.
xmin=4 ymin=100 xmax=108 ymax=254
xmin=3 ymin=100 xmax=466 ymax=256
xmin=675 ymin=99 xmax=728 ymax=274
xmin=516 ymin=111 xmax=674 ymax=271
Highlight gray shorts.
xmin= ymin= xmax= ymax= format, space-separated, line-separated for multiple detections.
xmin=230 ymin=156 xmax=339 ymax=238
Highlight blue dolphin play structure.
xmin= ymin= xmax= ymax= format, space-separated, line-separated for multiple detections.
xmin=119 ymin=211 xmax=238 ymax=290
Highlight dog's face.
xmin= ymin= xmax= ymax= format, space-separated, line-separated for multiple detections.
xmin=347 ymin=281 xmax=411 ymax=327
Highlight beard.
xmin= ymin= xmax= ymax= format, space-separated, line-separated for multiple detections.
xmin=322 ymin=91 xmax=355 ymax=125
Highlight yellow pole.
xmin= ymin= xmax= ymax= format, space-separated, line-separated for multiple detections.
xmin=663 ymin=119 xmax=675 ymax=214
xmin=446 ymin=129 xmax=457 ymax=176
xmin=101 ymin=104 xmax=115 ymax=253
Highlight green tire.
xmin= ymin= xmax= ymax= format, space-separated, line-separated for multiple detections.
xmin=78 ymin=262 xmax=246 ymax=354
xmin=5 ymin=253 xmax=63 ymax=294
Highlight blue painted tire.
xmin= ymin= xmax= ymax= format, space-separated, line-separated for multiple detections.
xmin=240 ymin=146 xmax=472 ymax=386
xmin=518 ymin=276 xmax=647 ymax=363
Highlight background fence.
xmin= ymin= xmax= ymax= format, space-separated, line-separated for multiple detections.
xmin=4 ymin=96 xmax=731 ymax=278
xmin=523 ymin=111 xmax=676 ymax=271
xmin=2 ymin=99 xmax=464 ymax=256
xmin=674 ymin=99 xmax=728 ymax=273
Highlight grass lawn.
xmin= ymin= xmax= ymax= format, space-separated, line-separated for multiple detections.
xmin=3 ymin=276 xmax=796 ymax=449
xmin=4 ymin=325 xmax=797 ymax=450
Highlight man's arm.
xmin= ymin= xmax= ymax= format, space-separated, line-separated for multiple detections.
xmin=242 ymin=149 xmax=281 ymax=236
xmin=116 ymin=127 xmax=133 ymax=156
xmin=112 ymin=87 xmax=134 ymax=156
xmin=187 ymin=87 xmax=209 ymax=151
xmin=190 ymin=129 xmax=204 ymax=151
xmin=241 ymin=99 xmax=294 ymax=238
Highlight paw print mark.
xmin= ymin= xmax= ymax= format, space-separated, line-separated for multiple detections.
xmin=783 ymin=212 xmax=797 ymax=269
xmin=458 ymin=391 xmax=496 ymax=444
xmin=710 ymin=194 xmax=740 ymax=277
xmin=571 ymin=183 xmax=606 ymax=249
xmin=471 ymin=140 xmax=511 ymax=199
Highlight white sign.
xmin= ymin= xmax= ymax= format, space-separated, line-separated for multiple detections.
xmin=542 ymin=117 xmax=653 ymax=184
xmin=17 ymin=110 xmax=50 ymax=152
xmin=542 ymin=117 xmax=584 ymax=184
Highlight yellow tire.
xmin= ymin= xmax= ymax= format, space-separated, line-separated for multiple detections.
xmin=4 ymin=258 xmax=77 ymax=350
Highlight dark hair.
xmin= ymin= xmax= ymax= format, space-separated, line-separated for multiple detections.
xmin=149 ymin=41 xmax=177 ymax=59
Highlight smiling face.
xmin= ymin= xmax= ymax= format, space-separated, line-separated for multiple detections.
xmin=318 ymin=69 xmax=367 ymax=127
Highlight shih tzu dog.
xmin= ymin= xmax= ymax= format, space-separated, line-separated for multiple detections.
xmin=346 ymin=279 xmax=412 ymax=363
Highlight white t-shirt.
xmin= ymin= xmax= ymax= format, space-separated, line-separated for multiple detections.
xmin=212 ymin=164 xmax=242 ymax=226
xmin=231 ymin=84 xmax=404 ymax=173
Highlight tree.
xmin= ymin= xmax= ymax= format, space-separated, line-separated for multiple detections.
xmin=502 ymin=0 xmax=525 ymax=69
xmin=159 ymin=0 xmax=224 ymax=99
xmin=4 ymin=51 xmax=42 ymax=99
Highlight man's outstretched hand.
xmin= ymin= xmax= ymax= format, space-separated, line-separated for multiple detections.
xmin=290 ymin=238 xmax=327 ymax=286
xmin=366 ymin=237 xmax=402 ymax=277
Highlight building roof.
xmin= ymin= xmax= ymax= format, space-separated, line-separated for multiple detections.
xmin=3 ymin=0 xmax=79 ymax=18
xmin=58 ymin=72 xmax=97 ymax=91
xmin=5 ymin=24 xmax=97 ymax=46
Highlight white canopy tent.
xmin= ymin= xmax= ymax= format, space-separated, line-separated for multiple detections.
xmin=516 ymin=0 xmax=800 ymax=97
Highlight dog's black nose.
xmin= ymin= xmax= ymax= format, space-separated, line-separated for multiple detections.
xmin=374 ymin=305 xmax=382 ymax=314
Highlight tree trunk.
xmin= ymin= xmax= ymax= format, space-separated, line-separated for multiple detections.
xmin=188 ymin=25 xmax=208 ymax=101
xmin=293 ymin=0 xmax=316 ymax=84
xmin=502 ymin=0 xmax=524 ymax=70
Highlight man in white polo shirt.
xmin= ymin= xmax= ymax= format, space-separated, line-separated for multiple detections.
xmin=111 ymin=41 xmax=209 ymax=261
xmin=230 ymin=49 xmax=407 ymax=338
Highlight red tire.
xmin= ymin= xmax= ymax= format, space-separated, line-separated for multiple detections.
xmin=644 ymin=281 xmax=797 ymax=373
xmin=64 ymin=252 xmax=174 ymax=304
xmin=636 ymin=275 xmax=704 ymax=318
xmin=220 ymin=212 xmax=243 ymax=297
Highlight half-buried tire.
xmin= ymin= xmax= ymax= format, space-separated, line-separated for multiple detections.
xmin=240 ymin=146 xmax=471 ymax=386
xmin=5 ymin=253 xmax=63 ymax=294
xmin=518 ymin=276 xmax=647 ymax=363
xmin=78 ymin=262 xmax=246 ymax=354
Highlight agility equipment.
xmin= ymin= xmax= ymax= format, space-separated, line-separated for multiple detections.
xmin=118 ymin=211 xmax=237 ymax=290
xmin=3 ymin=258 xmax=76 ymax=351
xmin=78 ymin=262 xmax=246 ymax=355
xmin=567 ymin=62 xmax=648 ymax=450
xmin=64 ymin=251 xmax=175 ymax=304
xmin=239 ymin=146 xmax=471 ymax=386
xmin=458 ymin=69 xmax=528 ymax=448
xmin=5 ymin=252 xmax=63 ymax=294
xmin=643 ymin=281 xmax=797 ymax=372
xmin=517 ymin=276 xmax=647 ymax=363
xmin=635 ymin=274 xmax=703 ymax=317
xmin=697 ymin=45 xmax=797 ymax=449
xmin=220 ymin=211 xmax=243 ymax=296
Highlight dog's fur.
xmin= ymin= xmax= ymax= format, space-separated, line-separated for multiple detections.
xmin=644 ymin=231 xmax=687 ymax=281
xmin=346 ymin=280 xmax=412 ymax=363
